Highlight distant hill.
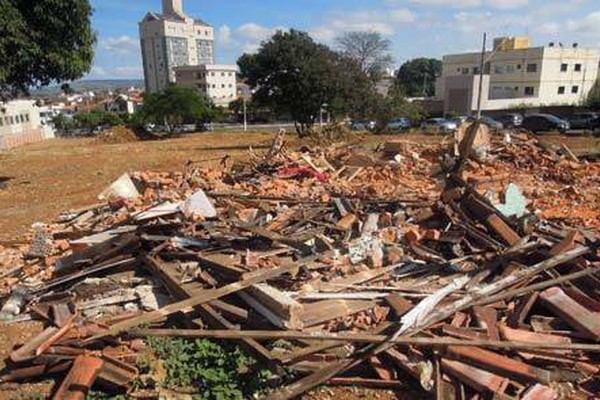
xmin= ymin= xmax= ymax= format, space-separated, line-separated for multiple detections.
xmin=32 ymin=79 xmax=144 ymax=95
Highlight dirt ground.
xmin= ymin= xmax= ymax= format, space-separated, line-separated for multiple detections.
xmin=0 ymin=130 xmax=597 ymax=399
xmin=0 ymin=131 xmax=596 ymax=242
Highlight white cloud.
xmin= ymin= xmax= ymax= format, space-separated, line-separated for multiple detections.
xmin=218 ymin=24 xmax=233 ymax=47
xmin=236 ymin=23 xmax=286 ymax=53
xmin=395 ymin=0 xmax=528 ymax=9
xmin=89 ymin=66 xmax=107 ymax=77
xmin=491 ymin=0 xmax=529 ymax=10
xmin=309 ymin=8 xmax=416 ymax=43
xmin=566 ymin=10 xmax=600 ymax=36
xmin=403 ymin=0 xmax=481 ymax=8
xmin=113 ymin=66 xmax=143 ymax=78
xmin=102 ymin=35 xmax=139 ymax=55
xmin=237 ymin=23 xmax=276 ymax=41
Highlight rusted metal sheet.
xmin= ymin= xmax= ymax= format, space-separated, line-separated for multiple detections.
xmin=52 ymin=356 xmax=103 ymax=400
xmin=540 ymin=287 xmax=600 ymax=341
xmin=441 ymin=358 xmax=509 ymax=394
xmin=485 ymin=214 xmax=521 ymax=246
xmin=446 ymin=346 xmax=550 ymax=383
xmin=472 ymin=306 xmax=499 ymax=340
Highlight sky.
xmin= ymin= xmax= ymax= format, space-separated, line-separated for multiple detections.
xmin=87 ymin=0 xmax=600 ymax=80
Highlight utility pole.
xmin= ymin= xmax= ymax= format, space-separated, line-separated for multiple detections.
xmin=243 ymin=96 xmax=247 ymax=132
xmin=475 ymin=33 xmax=487 ymax=120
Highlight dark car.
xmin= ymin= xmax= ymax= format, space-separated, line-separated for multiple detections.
xmin=496 ymin=113 xmax=523 ymax=128
xmin=521 ymin=114 xmax=570 ymax=134
xmin=567 ymin=112 xmax=600 ymax=130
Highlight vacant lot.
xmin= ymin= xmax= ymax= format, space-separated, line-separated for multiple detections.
xmin=0 ymin=131 xmax=597 ymax=242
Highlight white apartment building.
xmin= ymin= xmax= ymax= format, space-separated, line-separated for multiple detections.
xmin=436 ymin=37 xmax=600 ymax=114
xmin=0 ymin=100 xmax=55 ymax=150
xmin=175 ymin=65 xmax=238 ymax=107
xmin=139 ymin=0 xmax=215 ymax=93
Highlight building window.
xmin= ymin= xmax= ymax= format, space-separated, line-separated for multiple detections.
xmin=560 ymin=63 xmax=568 ymax=72
xmin=526 ymin=63 xmax=537 ymax=73
xmin=221 ymin=84 xmax=225 ymax=88
xmin=524 ymin=86 xmax=535 ymax=96
xmin=0 ymin=118 xmax=3 ymax=127
xmin=506 ymin=65 xmax=516 ymax=74
xmin=558 ymin=86 xmax=565 ymax=95
xmin=228 ymin=72 xmax=233 ymax=76
xmin=456 ymin=68 xmax=461 ymax=73
xmin=517 ymin=64 xmax=522 ymax=69
xmin=25 ymin=114 xmax=29 ymax=122
xmin=575 ymin=63 xmax=582 ymax=72
xmin=572 ymin=85 xmax=579 ymax=94
xmin=494 ymin=65 xmax=504 ymax=74
xmin=461 ymin=68 xmax=469 ymax=75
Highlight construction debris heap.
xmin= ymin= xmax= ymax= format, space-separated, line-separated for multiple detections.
xmin=0 ymin=130 xmax=599 ymax=399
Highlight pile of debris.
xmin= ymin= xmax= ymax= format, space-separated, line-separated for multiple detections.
xmin=97 ymin=125 xmax=139 ymax=144
xmin=0 ymin=129 xmax=599 ymax=400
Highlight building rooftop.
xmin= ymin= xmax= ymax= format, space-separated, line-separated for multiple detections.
xmin=142 ymin=12 xmax=211 ymax=26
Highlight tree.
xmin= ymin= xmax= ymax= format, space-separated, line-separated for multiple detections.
xmin=0 ymin=0 xmax=96 ymax=99
xmin=136 ymin=86 xmax=211 ymax=132
xmin=586 ymin=79 xmax=600 ymax=109
xmin=335 ymin=31 xmax=393 ymax=81
xmin=238 ymin=29 xmax=373 ymax=136
xmin=396 ymin=58 xmax=442 ymax=97
xmin=362 ymin=86 xmax=426 ymax=133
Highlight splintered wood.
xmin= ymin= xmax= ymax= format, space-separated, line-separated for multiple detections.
xmin=0 ymin=131 xmax=599 ymax=399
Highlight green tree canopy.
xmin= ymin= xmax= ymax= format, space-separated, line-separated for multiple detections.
xmin=238 ymin=29 xmax=375 ymax=136
xmin=335 ymin=31 xmax=393 ymax=81
xmin=137 ymin=86 xmax=211 ymax=132
xmin=0 ymin=0 xmax=96 ymax=99
xmin=395 ymin=58 xmax=442 ymax=97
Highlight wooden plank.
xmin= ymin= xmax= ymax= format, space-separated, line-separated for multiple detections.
xmin=143 ymin=256 xmax=274 ymax=364
xmin=88 ymin=261 xmax=298 ymax=342
xmin=131 ymin=329 xmax=600 ymax=352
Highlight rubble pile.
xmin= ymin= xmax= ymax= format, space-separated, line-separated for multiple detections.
xmin=0 ymin=130 xmax=599 ymax=400
xmin=97 ymin=125 xmax=139 ymax=144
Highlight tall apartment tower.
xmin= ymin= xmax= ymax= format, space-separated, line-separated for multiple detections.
xmin=139 ymin=0 xmax=215 ymax=93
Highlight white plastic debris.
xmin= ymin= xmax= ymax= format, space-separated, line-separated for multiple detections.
xmin=180 ymin=189 xmax=217 ymax=219
xmin=496 ymin=183 xmax=529 ymax=218
xmin=98 ymin=173 xmax=140 ymax=201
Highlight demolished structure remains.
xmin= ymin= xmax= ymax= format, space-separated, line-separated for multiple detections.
xmin=0 ymin=125 xmax=599 ymax=399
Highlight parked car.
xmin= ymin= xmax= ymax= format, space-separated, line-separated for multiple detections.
xmin=450 ymin=116 xmax=469 ymax=127
xmin=387 ymin=118 xmax=411 ymax=131
xmin=465 ymin=116 xmax=504 ymax=131
xmin=567 ymin=112 xmax=600 ymax=130
xmin=351 ymin=120 xmax=376 ymax=131
xmin=521 ymin=114 xmax=570 ymax=134
xmin=420 ymin=118 xmax=458 ymax=133
xmin=496 ymin=113 xmax=524 ymax=128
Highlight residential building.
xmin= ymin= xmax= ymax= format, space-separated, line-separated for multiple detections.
xmin=435 ymin=37 xmax=600 ymax=114
xmin=104 ymin=94 xmax=143 ymax=115
xmin=0 ymin=100 xmax=55 ymax=150
xmin=139 ymin=0 xmax=215 ymax=93
xmin=175 ymin=65 xmax=237 ymax=107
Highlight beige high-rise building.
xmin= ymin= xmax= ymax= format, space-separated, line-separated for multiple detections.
xmin=139 ymin=0 xmax=215 ymax=93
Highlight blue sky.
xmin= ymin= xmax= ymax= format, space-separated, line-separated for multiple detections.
xmin=87 ymin=0 xmax=600 ymax=79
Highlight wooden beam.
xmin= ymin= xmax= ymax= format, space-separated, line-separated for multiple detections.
xmin=130 ymin=329 xmax=600 ymax=352
xmin=86 ymin=262 xmax=299 ymax=342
